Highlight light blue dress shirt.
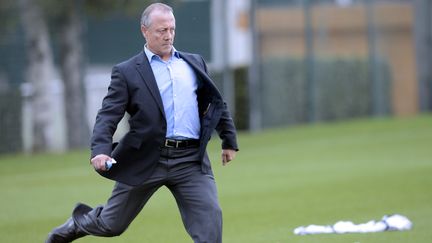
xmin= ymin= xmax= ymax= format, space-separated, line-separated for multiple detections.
xmin=144 ymin=46 xmax=200 ymax=140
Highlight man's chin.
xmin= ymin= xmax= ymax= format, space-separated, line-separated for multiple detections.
xmin=165 ymin=46 xmax=173 ymax=55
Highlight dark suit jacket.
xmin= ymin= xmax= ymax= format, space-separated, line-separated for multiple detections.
xmin=91 ymin=51 xmax=238 ymax=186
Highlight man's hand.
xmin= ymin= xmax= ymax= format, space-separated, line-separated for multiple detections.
xmin=91 ymin=154 xmax=111 ymax=171
xmin=222 ymin=149 xmax=236 ymax=166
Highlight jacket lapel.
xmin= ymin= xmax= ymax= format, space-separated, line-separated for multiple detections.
xmin=135 ymin=52 xmax=166 ymax=118
xmin=179 ymin=52 xmax=223 ymax=100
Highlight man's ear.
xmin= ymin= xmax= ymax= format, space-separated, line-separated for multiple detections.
xmin=140 ymin=25 xmax=147 ymax=39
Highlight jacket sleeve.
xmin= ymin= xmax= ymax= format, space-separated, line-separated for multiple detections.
xmin=198 ymin=56 xmax=239 ymax=151
xmin=215 ymin=102 xmax=239 ymax=151
xmin=91 ymin=66 xmax=128 ymax=158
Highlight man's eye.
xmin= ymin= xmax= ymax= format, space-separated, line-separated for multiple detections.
xmin=156 ymin=28 xmax=174 ymax=35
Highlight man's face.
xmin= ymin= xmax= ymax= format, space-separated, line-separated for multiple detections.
xmin=141 ymin=10 xmax=175 ymax=60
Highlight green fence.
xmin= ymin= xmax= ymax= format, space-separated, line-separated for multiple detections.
xmin=0 ymin=90 xmax=22 ymax=154
xmin=258 ymin=56 xmax=391 ymax=128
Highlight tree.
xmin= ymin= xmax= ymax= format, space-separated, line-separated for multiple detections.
xmin=57 ymin=1 xmax=89 ymax=149
xmin=18 ymin=0 xmax=57 ymax=152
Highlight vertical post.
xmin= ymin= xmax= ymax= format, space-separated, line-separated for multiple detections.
xmin=304 ymin=0 xmax=316 ymax=122
xmin=221 ymin=0 xmax=236 ymax=116
xmin=248 ymin=0 xmax=262 ymax=131
xmin=365 ymin=0 xmax=384 ymax=116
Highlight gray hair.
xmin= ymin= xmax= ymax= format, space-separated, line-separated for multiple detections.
xmin=140 ymin=3 xmax=174 ymax=27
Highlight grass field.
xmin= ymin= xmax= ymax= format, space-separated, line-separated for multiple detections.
xmin=0 ymin=115 xmax=431 ymax=243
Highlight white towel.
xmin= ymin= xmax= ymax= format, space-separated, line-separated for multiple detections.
xmin=294 ymin=214 xmax=412 ymax=235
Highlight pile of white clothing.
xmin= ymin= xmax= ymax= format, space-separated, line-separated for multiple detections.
xmin=294 ymin=214 xmax=412 ymax=235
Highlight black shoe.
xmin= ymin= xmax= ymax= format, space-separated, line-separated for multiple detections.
xmin=46 ymin=218 xmax=86 ymax=243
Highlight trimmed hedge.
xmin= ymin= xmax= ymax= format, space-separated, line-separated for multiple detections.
xmin=258 ymin=56 xmax=391 ymax=128
xmin=208 ymin=56 xmax=391 ymax=131
xmin=0 ymin=90 xmax=22 ymax=154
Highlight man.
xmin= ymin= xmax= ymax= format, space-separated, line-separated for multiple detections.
xmin=46 ymin=3 xmax=238 ymax=243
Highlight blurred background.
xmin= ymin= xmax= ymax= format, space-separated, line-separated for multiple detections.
xmin=0 ymin=0 xmax=431 ymax=155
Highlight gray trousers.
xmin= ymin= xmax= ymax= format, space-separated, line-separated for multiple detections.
xmin=73 ymin=147 xmax=222 ymax=243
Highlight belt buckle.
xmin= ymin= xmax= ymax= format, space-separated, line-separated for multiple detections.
xmin=165 ymin=139 xmax=173 ymax=148
xmin=165 ymin=139 xmax=180 ymax=148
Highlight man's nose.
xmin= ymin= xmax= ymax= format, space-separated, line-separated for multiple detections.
xmin=165 ymin=31 xmax=174 ymax=40
xmin=165 ymin=34 xmax=172 ymax=40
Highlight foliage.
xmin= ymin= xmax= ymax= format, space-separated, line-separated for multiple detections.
xmin=259 ymin=56 xmax=392 ymax=127
xmin=0 ymin=91 xmax=22 ymax=154
xmin=234 ymin=67 xmax=249 ymax=130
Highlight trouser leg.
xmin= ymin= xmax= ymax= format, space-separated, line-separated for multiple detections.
xmin=47 ymin=180 xmax=160 ymax=242
xmin=73 ymin=181 xmax=159 ymax=237
xmin=168 ymin=164 xmax=222 ymax=243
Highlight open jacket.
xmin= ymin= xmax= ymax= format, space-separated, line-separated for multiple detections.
xmin=91 ymin=51 xmax=238 ymax=186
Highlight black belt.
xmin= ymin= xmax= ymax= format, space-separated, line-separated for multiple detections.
xmin=164 ymin=139 xmax=199 ymax=148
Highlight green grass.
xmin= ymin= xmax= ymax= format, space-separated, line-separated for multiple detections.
xmin=1 ymin=115 xmax=431 ymax=242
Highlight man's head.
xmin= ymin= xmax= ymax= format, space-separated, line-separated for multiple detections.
xmin=140 ymin=3 xmax=175 ymax=61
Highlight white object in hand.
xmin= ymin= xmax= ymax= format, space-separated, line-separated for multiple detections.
xmin=105 ymin=158 xmax=117 ymax=170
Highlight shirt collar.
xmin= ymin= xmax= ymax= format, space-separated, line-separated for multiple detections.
xmin=144 ymin=45 xmax=179 ymax=62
